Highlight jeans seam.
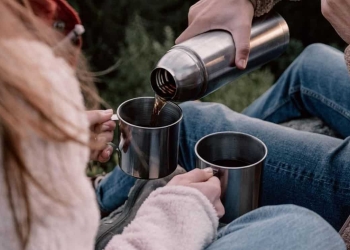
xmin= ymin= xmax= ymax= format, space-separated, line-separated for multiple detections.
xmin=289 ymin=86 xmax=300 ymax=94
xmin=266 ymin=160 xmax=350 ymax=192
xmin=301 ymin=87 xmax=350 ymax=121
xmin=260 ymin=85 xmax=301 ymax=120
xmin=260 ymin=98 xmax=292 ymax=120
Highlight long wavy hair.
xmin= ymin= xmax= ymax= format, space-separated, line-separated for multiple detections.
xmin=0 ymin=0 xmax=100 ymax=248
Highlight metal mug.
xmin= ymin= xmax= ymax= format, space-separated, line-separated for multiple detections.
xmin=111 ymin=97 xmax=183 ymax=179
xmin=195 ymin=132 xmax=268 ymax=223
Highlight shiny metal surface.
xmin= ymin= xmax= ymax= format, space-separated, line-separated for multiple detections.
xmin=151 ymin=12 xmax=289 ymax=101
xmin=195 ymin=132 xmax=267 ymax=224
xmin=114 ymin=97 xmax=182 ymax=179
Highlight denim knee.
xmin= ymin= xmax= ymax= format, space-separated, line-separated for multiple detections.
xmin=251 ymin=204 xmax=341 ymax=233
xmin=274 ymin=204 xmax=338 ymax=230
xmin=287 ymin=43 xmax=344 ymax=92
xmin=222 ymin=204 xmax=331 ymax=231
xmin=180 ymin=101 xmax=225 ymax=115
xmin=299 ymin=43 xmax=340 ymax=64
xmin=215 ymin=205 xmax=346 ymax=250
xmin=270 ymin=205 xmax=345 ymax=248
xmin=298 ymin=44 xmax=343 ymax=78
xmin=180 ymin=101 xmax=237 ymax=121
xmin=302 ymin=43 xmax=333 ymax=57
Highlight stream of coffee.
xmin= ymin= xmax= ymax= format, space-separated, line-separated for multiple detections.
xmin=150 ymin=94 xmax=167 ymax=126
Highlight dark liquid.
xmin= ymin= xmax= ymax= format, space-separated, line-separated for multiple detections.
xmin=150 ymin=94 xmax=167 ymax=127
xmin=211 ymin=159 xmax=250 ymax=167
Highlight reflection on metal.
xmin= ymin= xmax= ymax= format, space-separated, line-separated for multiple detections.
xmin=151 ymin=12 xmax=289 ymax=102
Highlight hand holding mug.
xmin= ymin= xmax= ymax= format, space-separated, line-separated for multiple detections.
xmin=167 ymin=168 xmax=225 ymax=218
xmin=87 ymin=109 xmax=116 ymax=162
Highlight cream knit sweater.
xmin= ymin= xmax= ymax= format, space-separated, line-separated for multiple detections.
xmin=0 ymin=40 xmax=218 ymax=250
xmin=0 ymin=39 xmax=100 ymax=250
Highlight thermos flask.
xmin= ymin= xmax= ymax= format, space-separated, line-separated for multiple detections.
xmin=150 ymin=12 xmax=289 ymax=101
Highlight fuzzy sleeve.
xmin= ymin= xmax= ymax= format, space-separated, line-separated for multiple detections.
xmin=105 ymin=186 xmax=219 ymax=250
xmin=345 ymin=45 xmax=350 ymax=74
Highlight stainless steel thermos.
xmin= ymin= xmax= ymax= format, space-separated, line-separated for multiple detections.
xmin=150 ymin=12 xmax=289 ymax=102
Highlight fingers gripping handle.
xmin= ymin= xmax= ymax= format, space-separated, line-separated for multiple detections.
xmin=111 ymin=114 xmax=118 ymax=121
xmin=109 ymin=114 xmax=124 ymax=163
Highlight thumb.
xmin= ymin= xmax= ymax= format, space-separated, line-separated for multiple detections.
xmin=182 ymin=168 xmax=214 ymax=183
xmin=229 ymin=24 xmax=252 ymax=69
xmin=86 ymin=109 xmax=113 ymax=126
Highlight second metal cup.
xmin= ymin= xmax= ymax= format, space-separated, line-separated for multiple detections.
xmin=195 ymin=132 xmax=268 ymax=224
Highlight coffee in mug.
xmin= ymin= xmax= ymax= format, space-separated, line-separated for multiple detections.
xmin=195 ymin=132 xmax=267 ymax=223
xmin=111 ymin=97 xmax=182 ymax=179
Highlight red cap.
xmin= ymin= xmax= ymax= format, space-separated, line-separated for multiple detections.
xmin=29 ymin=0 xmax=82 ymax=47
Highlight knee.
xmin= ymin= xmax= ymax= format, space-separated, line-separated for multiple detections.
xmin=287 ymin=43 xmax=342 ymax=90
xmin=179 ymin=101 xmax=203 ymax=116
xmin=298 ymin=43 xmax=341 ymax=71
xmin=275 ymin=204 xmax=320 ymax=221
xmin=218 ymin=205 xmax=345 ymax=250
xmin=269 ymin=204 xmax=329 ymax=229
xmin=267 ymin=205 xmax=345 ymax=248
xmin=179 ymin=101 xmax=241 ymax=132
xmin=301 ymin=43 xmax=333 ymax=58
xmin=180 ymin=101 xmax=222 ymax=114
xmin=180 ymin=101 xmax=231 ymax=121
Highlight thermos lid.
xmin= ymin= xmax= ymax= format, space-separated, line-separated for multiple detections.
xmin=150 ymin=47 xmax=206 ymax=101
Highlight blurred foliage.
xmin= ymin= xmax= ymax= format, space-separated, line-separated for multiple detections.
xmin=100 ymin=16 xmax=175 ymax=109
xmin=203 ymin=69 xmax=275 ymax=112
xmin=86 ymin=162 xmax=108 ymax=177
xmin=68 ymin=0 xmax=348 ymax=174
xmin=269 ymin=38 xmax=304 ymax=77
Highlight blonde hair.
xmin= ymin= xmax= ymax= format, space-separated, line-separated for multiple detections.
xmin=0 ymin=0 xmax=99 ymax=248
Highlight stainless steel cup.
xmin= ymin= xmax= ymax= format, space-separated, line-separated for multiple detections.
xmin=195 ymin=132 xmax=267 ymax=223
xmin=111 ymin=97 xmax=182 ymax=179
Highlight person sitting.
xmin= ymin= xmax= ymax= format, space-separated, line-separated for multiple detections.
xmin=97 ymin=0 xmax=350 ymax=241
xmin=0 ymin=0 xmax=345 ymax=250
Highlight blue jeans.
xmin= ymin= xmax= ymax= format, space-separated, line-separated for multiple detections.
xmin=206 ymin=205 xmax=345 ymax=250
xmin=243 ymin=43 xmax=350 ymax=138
xmin=96 ymin=44 xmax=350 ymax=233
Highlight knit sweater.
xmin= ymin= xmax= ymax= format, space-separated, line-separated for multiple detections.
xmin=0 ymin=39 xmax=218 ymax=250
xmin=0 ymin=39 xmax=100 ymax=250
xmin=345 ymin=46 xmax=350 ymax=73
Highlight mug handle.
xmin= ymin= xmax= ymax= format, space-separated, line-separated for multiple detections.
xmin=109 ymin=114 xmax=124 ymax=164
